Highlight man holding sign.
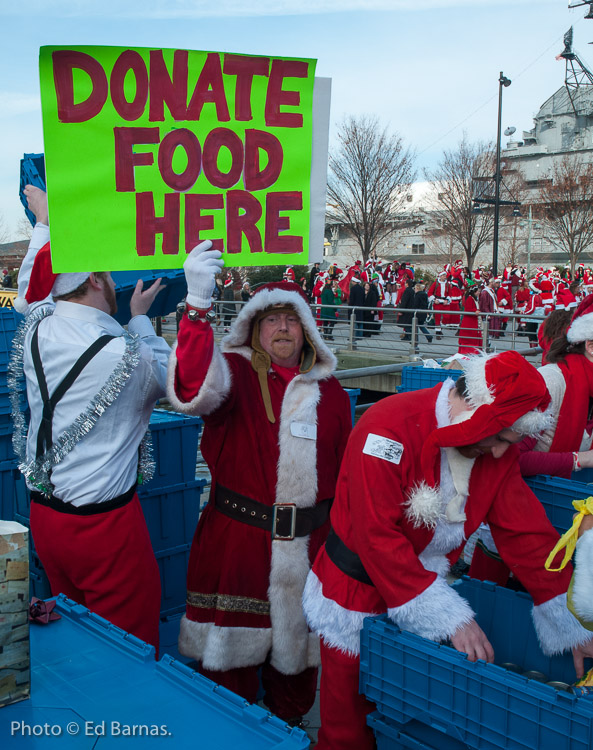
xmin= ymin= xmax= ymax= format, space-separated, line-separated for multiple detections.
xmin=12 ymin=187 xmax=170 ymax=652
xmin=167 ymin=241 xmax=351 ymax=725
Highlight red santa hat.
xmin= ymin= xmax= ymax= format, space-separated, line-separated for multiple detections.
xmin=418 ymin=351 xmax=552 ymax=503
xmin=224 ymin=276 xmax=234 ymax=288
xmin=14 ymin=242 xmax=91 ymax=313
xmin=354 ymin=260 xmax=362 ymax=266
xmin=567 ymin=294 xmax=593 ymax=343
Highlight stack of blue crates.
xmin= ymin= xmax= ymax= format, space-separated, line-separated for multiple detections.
xmin=13 ymin=407 xmax=206 ymax=617
xmin=0 ymin=308 xmax=27 ymax=522
xmin=2 ymin=594 xmax=310 ymax=749
xmin=361 ymin=577 xmax=593 ymax=750
xmin=397 ymin=366 xmax=462 ymax=394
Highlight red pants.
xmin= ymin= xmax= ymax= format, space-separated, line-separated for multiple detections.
xmin=317 ymin=639 xmax=376 ymax=750
xmin=468 ymin=543 xmax=510 ymax=587
xmin=30 ymin=494 xmax=161 ymax=653
xmin=200 ymin=661 xmax=318 ymax=720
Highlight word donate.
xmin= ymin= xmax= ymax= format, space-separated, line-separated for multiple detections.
xmin=39 ymin=46 xmax=318 ymax=272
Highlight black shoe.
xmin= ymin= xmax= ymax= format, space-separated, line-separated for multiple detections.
xmin=426 ymin=336 xmax=433 ymax=343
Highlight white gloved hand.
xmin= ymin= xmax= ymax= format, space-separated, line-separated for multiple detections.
xmin=183 ymin=240 xmax=224 ymax=309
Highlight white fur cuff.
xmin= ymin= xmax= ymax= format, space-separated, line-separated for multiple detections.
xmin=178 ymin=616 xmax=272 ymax=670
xmin=166 ymin=341 xmax=232 ymax=416
xmin=302 ymin=571 xmax=376 ymax=657
xmin=388 ymin=577 xmax=475 ymax=642
xmin=531 ymin=593 xmax=592 ymax=655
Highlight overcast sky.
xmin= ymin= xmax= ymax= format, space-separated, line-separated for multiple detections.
xmin=1 ymin=0 xmax=590 ymax=239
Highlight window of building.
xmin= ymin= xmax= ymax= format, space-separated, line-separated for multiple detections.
xmin=411 ymin=243 xmax=425 ymax=255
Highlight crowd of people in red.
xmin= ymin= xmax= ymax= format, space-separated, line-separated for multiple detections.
xmin=277 ymin=257 xmax=593 ymax=352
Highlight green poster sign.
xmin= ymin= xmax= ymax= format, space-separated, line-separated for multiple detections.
xmin=39 ymin=46 xmax=317 ymax=272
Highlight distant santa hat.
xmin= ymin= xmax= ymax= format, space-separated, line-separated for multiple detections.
xmin=224 ymin=276 xmax=234 ymax=288
xmin=355 ymin=259 xmax=362 ymax=266
xmin=567 ymin=294 xmax=593 ymax=343
xmin=351 ymin=276 xmax=361 ymax=283
xmin=13 ymin=242 xmax=91 ymax=314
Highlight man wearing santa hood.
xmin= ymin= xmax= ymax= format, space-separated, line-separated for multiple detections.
xmin=12 ymin=186 xmax=170 ymax=652
xmin=167 ymin=241 xmax=352 ymax=728
xmin=303 ymin=350 xmax=593 ymax=749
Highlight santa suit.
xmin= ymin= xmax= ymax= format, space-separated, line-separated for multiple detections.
xmin=283 ymin=267 xmax=296 ymax=283
xmin=519 ymin=291 xmax=545 ymax=347
xmin=514 ymin=286 xmax=531 ymax=314
xmin=444 ymin=283 xmax=463 ymax=326
xmin=312 ymin=274 xmax=326 ymax=326
xmin=538 ymin=279 xmax=556 ymax=314
xmin=304 ymin=380 xmax=589 ymax=749
xmin=427 ymin=279 xmax=451 ymax=330
xmin=496 ymin=285 xmax=512 ymax=326
xmin=167 ymin=288 xmax=352 ymax=718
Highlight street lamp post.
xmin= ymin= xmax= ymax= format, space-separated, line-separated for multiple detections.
xmin=493 ymin=71 xmax=512 ymax=277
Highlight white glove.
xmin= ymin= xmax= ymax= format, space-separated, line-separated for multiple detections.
xmin=183 ymin=240 xmax=224 ymax=309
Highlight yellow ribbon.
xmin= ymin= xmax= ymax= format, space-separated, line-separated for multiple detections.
xmin=545 ymin=496 xmax=593 ymax=572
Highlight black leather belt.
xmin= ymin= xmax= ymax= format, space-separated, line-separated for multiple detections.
xmin=325 ymin=528 xmax=374 ymax=586
xmin=30 ymin=483 xmax=137 ymax=516
xmin=214 ymin=484 xmax=332 ymax=541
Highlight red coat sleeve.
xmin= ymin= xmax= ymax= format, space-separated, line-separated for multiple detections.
xmin=174 ymin=316 xmax=215 ymax=402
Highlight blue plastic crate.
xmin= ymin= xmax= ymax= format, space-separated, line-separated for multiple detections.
xmin=19 ymin=152 xmax=46 ymax=225
xmin=0 ymin=308 xmax=20 ymax=367
xmin=368 ymin=712 xmax=455 ymax=750
xmin=398 ymin=366 xmax=462 ymax=393
xmin=142 ymin=408 xmax=203 ymax=490
xmin=139 ymin=478 xmax=207 ymax=552
xmin=525 ymin=474 xmax=593 ymax=535
xmin=111 ymin=269 xmax=187 ymax=325
xmin=344 ymin=387 xmax=360 ymax=425
xmin=159 ymin=612 xmax=194 ymax=666
xmin=0 ymin=419 xmax=17 ymax=462
xmin=0 ymin=458 xmax=24 ymax=521
xmin=573 ymin=467 xmax=593 ymax=484
xmin=0 ymin=594 xmax=310 ymax=749
xmin=361 ymin=577 xmax=593 ymax=750
xmin=156 ymin=544 xmax=192 ymax=617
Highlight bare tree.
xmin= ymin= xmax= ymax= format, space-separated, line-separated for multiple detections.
xmin=326 ymin=116 xmax=416 ymax=264
xmin=536 ymin=154 xmax=593 ymax=275
xmin=425 ymin=136 xmax=496 ymax=273
xmin=15 ymin=217 xmax=33 ymax=242
xmin=0 ymin=213 xmax=11 ymax=245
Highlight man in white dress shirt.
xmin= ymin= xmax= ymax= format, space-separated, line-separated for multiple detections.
xmin=13 ymin=187 xmax=170 ymax=651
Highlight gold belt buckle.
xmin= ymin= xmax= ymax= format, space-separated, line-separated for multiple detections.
xmin=272 ymin=503 xmax=297 ymax=540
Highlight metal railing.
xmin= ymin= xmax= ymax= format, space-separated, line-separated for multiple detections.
xmin=208 ymin=300 xmax=545 ymax=360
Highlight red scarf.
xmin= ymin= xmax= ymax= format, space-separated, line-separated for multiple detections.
xmin=550 ymin=354 xmax=593 ymax=451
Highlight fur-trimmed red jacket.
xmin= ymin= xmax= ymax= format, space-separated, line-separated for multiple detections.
xmin=167 ymin=288 xmax=351 ymax=675
xmin=304 ymin=381 xmax=589 ymax=658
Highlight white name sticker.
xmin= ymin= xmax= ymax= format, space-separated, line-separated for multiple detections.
xmin=290 ymin=422 xmax=317 ymax=440
xmin=363 ymin=434 xmax=404 ymax=464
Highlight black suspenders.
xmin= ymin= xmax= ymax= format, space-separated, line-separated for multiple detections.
xmin=30 ymin=324 xmax=116 ymax=461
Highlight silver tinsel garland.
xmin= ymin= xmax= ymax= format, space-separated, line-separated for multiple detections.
xmin=8 ymin=305 xmax=155 ymax=494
